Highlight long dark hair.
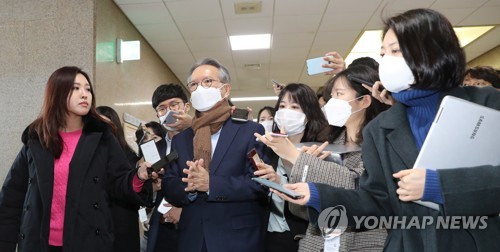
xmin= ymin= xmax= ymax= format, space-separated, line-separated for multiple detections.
xmin=96 ymin=106 xmax=135 ymax=155
xmin=383 ymin=8 xmax=465 ymax=90
xmin=257 ymin=106 xmax=275 ymax=121
xmin=274 ymin=83 xmax=329 ymax=142
xmin=29 ymin=66 xmax=104 ymax=158
xmin=144 ymin=121 xmax=167 ymax=140
xmin=323 ymin=65 xmax=391 ymax=144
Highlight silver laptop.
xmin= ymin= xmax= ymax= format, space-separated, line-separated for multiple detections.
xmin=413 ymin=95 xmax=500 ymax=210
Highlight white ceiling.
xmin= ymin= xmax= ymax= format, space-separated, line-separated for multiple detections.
xmin=113 ymin=0 xmax=500 ymax=111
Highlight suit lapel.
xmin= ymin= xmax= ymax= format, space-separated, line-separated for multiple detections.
xmin=380 ymin=103 xmax=419 ymax=169
xmin=209 ymin=120 xmax=240 ymax=173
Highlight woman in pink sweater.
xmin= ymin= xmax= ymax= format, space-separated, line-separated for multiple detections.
xmin=0 ymin=66 xmax=155 ymax=252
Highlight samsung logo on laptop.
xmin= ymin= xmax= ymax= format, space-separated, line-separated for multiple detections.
xmin=470 ymin=115 xmax=485 ymax=139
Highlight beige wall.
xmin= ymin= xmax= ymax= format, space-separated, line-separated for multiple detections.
xmin=0 ymin=0 xmax=95 ymax=181
xmin=95 ymin=0 xmax=183 ymax=124
xmin=0 ymin=0 xmax=183 ymax=183
xmin=467 ymin=45 xmax=500 ymax=69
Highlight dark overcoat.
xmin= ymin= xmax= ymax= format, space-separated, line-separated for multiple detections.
xmin=310 ymin=86 xmax=500 ymax=252
xmin=0 ymin=118 xmax=147 ymax=252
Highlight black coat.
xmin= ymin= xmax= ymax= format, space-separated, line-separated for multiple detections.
xmin=0 ymin=118 xmax=148 ymax=252
xmin=111 ymin=148 xmax=144 ymax=252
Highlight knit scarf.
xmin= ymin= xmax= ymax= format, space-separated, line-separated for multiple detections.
xmin=192 ymin=98 xmax=231 ymax=170
xmin=392 ymin=89 xmax=441 ymax=150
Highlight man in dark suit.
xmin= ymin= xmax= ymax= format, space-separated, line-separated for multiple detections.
xmin=163 ymin=58 xmax=270 ymax=252
xmin=144 ymin=83 xmax=193 ymax=252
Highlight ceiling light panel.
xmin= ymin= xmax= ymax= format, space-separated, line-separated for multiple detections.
xmin=230 ymin=34 xmax=271 ymax=50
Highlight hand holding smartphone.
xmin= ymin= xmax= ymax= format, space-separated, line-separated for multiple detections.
xmin=232 ymin=108 xmax=249 ymax=122
xmin=161 ymin=110 xmax=178 ymax=125
xmin=247 ymin=148 xmax=263 ymax=171
xmin=157 ymin=198 xmax=172 ymax=214
xmin=306 ymin=56 xmax=334 ymax=75
xmin=272 ymin=80 xmax=285 ymax=90
xmin=140 ymin=139 xmax=179 ymax=173
xmin=252 ymin=177 xmax=304 ymax=199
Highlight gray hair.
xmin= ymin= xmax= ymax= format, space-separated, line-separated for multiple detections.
xmin=187 ymin=57 xmax=231 ymax=84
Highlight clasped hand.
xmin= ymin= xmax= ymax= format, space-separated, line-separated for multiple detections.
xmin=182 ymin=159 xmax=209 ymax=192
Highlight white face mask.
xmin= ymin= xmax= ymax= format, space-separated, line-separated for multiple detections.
xmin=259 ymin=120 xmax=274 ymax=133
xmin=378 ymin=55 xmax=415 ymax=93
xmin=323 ymin=96 xmax=364 ymax=127
xmin=190 ymin=86 xmax=224 ymax=112
xmin=274 ymin=109 xmax=306 ymax=136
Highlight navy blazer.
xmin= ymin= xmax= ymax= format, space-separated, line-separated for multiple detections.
xmin=163 ymin=118 xmax=270 ymax=252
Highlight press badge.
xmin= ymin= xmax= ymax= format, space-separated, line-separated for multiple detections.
xmin=324 ymin=235 xmax=340 ymax=252
xmin=323 ymin=228 xmax=341 ymax=252
xmin=138 ymin=207 xmax=148 ymax=223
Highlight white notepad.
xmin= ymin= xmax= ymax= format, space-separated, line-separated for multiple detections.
xmin=413 ymin=96 xmax=500 ymax=210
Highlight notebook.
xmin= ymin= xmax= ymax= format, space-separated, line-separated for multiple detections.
xmin=413 ymin=95 xmax=500 ymax=210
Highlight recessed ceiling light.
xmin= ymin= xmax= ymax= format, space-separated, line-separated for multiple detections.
xmin=345 ymin=26 xmax=495 ymax=66
xmin=230 ymin=34 xmax=271 ymax=50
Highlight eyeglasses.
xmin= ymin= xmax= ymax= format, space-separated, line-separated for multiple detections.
xmin=187 ymin=78 xmax=222 ymax=91
xmin=156 ymin=101 xmax=183 ymax=115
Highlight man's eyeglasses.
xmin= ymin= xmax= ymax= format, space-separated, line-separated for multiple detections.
xmin=156 ymin=101 xmax=183 ymax=115
xmin=187 ymin=78 xmax=222 ymax=91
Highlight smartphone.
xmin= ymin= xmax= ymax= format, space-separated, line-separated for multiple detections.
xmin=270 ymin=132 xmax=288 ymax=138
xmin=252 ymin=177 xmax=304 ymax=199
xmin=347 ymin=75 xmax=374 ymax=87
xmin=247 ymin=148 xmax=263 ymax=171
xmin=306 ymin=56 xmax=333 ymax=75
xmin=157 ymin=198 xmax=172 ymax=214
xmin=161 ymin=110 xmax=178 ymax=125
xmin=232 ymin=108 xmax=249 ymax=122
xmin=272 ymin=79 xmax=284 ymax=90
xmin=150 ymin=151 xmax=179 ymax=173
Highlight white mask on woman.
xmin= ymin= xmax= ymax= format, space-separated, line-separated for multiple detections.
xmin=378 ymin=55 xmax=415 ymax=93
xmin=323 ymin=96 xmax=364 ymax=127
xmin=274 ymin=109 xmax=307 ymax=136
xmin=259 ymin=120 xmax=274 ymax=133
xmin=190 ymin=86 xmax=224 ymax=112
